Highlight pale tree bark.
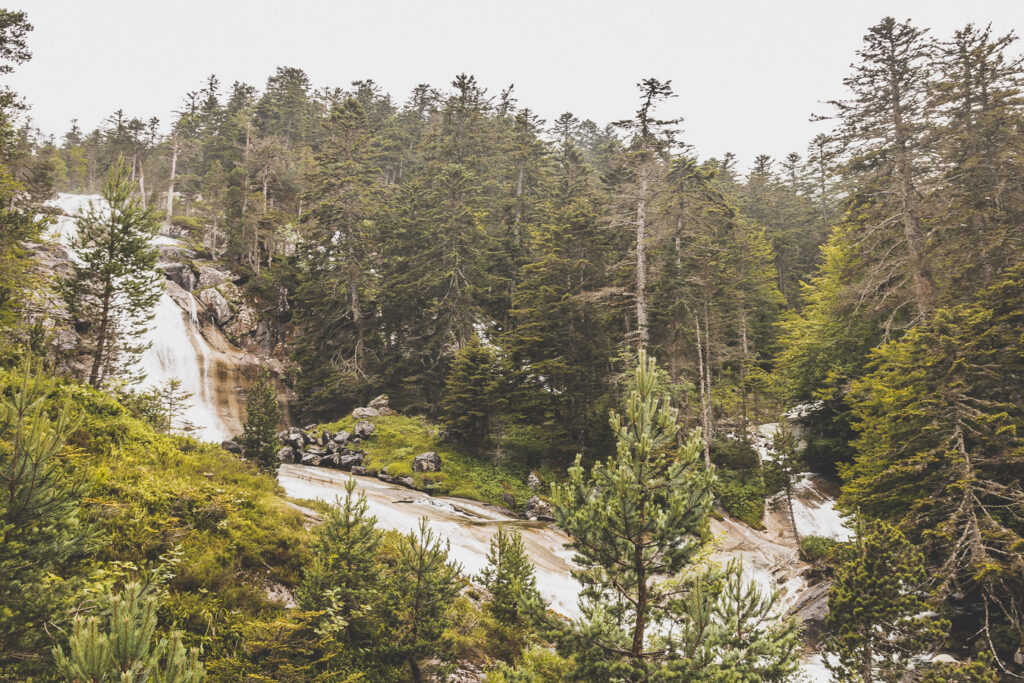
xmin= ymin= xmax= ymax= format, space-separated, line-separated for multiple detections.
xmin=635 ymin=169 xmax=649 ymax=345
xmin=166 ymin=139 xmax=178 ymax=220
xmin=694 ymin=310 xmax=712 ymax=468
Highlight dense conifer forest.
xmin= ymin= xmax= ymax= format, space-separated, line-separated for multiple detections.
xmin=1 ymin=5 xmax=1023 ymax=681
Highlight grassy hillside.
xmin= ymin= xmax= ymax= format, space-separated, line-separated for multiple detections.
xmin=6 ymin=376 xmax=319 ymax=680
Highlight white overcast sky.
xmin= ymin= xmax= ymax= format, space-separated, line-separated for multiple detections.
xmin=7 ymin=0 xmax=1024 ymax=171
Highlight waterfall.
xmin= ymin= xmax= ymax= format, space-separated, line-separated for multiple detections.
xmin=46 ymin=193 xmax=237 ymax=443
xmin=136 ymin=292 xmax=233 ymax=441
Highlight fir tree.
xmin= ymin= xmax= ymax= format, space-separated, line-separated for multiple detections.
xmin=824 ymin=17 xmax=936 ymax=325
xmin=156 ymin=377 xmax=196 ymax=435
xmin=823 ymin=518 xmax=947 ymax=683
xmin=771 ymin=420 xmax=803 ymax=548
xmin=298 ymin=477 xmax=383 ymax=647
xmin=503 ymin=120 xmax=617 ymax=459
xmin=612 ymin=78 xmax=680 ymax=345
xmin=65 ymin=156 xmax=162 ymax=388
xmin=240 ymin=367 xmax=280 ymax=470
xmin=53 ymin=582 xmax=205 ymax=683
xmin=440 ymin=334 xmax=504 ymax=455
xmin=843 ymin=265 xmax=1024 ymax=668
xmin=386 ymin=518 xmax=462 ymax=683
xmin=293 ymin=96 xmax=383 ymax=417
xmin=479 ymin=526 xmax=539 ymax=627
xmin=478 ymin=526 xmax=541 ymax=662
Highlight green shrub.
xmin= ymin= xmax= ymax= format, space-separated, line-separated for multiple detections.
xmin=170 ymin=215 xmax=202 ymax=232
xmin=448 ymin=486 xmax=485 ymax=501
xmin=710 ymin=436 xmax=760 ymax=470
xmin=714 ymin=469 xmax=765 ymax=529
xmin=800 ymin=535 xmax=839 ymax=564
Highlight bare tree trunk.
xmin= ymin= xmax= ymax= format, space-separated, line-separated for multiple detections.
xmin=739 ymin=304 xmax=749 ymax=443
xmin=635 ymin=170 xmax=649 ymax=345
xmin=166 ymin=139 xmax=178 ymax=220
xmin=137 ymin=161 xmax=146 ymax=209
xmin=88 ymin=284 xmax=114 ymax=388
xmin=890 ymin=71 xmax=934 ymax=320
xmin=694 ymin=311 xmax=712 ymax=468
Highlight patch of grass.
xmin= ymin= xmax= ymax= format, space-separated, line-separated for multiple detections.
xmin=320 ymin=413 xmax=533 ymax=507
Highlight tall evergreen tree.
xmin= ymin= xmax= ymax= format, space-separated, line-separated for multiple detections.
xmin=930 ymin=23 xmax=1024 ymax=298
xmin=825 ymin=17 xmax=936 ymax=328
xmin=503 ymin=117 xmax=616 ymax=458
xmin=65 ymin=157 xmax=161 ymax=388
xmin=440 ymin=334 xmax=504 ymax=455
xmin=240 ymin=367 xmax=281 ymax=470
xmin=843 ymin=264 xmax=1024 ymax=669
xmin=612 ymin=79 xmax=680 ymax=345
xmin=293 ymin=96 xmax=383 ymax=418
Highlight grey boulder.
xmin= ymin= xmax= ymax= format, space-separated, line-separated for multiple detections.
xmin=413 ymin=451 xmax=441 ymax=472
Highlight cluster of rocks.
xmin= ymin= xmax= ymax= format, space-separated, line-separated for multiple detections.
xmin=276 ymin=420 xmax=375 ymax=473
xmin=278 ymin=394 xmax=560 ymax=521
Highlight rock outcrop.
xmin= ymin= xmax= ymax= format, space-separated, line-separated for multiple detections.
xmin=524 ymin=495 xmax=554 ymax=521
xmin=413 ymin=451 xmax=441 ymax=472
xmin=276 ymin=426 xmax=370 ymax=472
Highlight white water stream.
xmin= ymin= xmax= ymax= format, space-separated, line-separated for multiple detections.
xmin=46 ymin=193 xmax=236 ymax=441
xmin=279 ymin=452 xmax=853 ymax=681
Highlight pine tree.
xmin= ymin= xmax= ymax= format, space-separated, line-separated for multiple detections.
xmin=293 ymin=96 xmax=383 ymax=418
xmin=156 ymin=378 xmax=196 ymax=435
xmin=771 ymin=420 xmax=802 ymax=548
xmin=298 ymin=478 xmax=383 ymax=647
xmin=550 ymin=350 xmax=799 ymax=679
xmin=240 ymin=367 xmax=280 ymax=470
xmin=65 ymin=156 xmax=162 ymax=388
xmin=612 ymin=78 xmax=680 ymax=345
xmin=823 ymin=519 xmax=947 ymax=683
xmin=386 ymin=518 xmax=462 ymax=683
xmin=930 ymin=24 xmax=1024 ymax=298
xmin=0 ymin=361 xmax=90 ymax=668
xmin=53 ymin=582 xmax=205 ymax=683
xmin=478 ymin=526 xmax=541 ymax=661
xmin=440 ymin=335 xmax=504 ymax=455
xmin=503 ymin=117 xmax=617 ymax=459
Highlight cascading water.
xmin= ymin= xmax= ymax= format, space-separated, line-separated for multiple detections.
xmin=46 ymin=193 xmax=239 ymax=442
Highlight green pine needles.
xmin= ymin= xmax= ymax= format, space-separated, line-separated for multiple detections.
xmin=64 ymin=156 xmax=162 ymax=389
xmin=549 ymin=349 xmax=799 ymax=681
xmin=53 ymin=582 xmax=206 ymax=683
xmin=240 ymin=366 xmax=281 ymax=470
xmin=823 ymin=519 xmax=947 ymax=683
